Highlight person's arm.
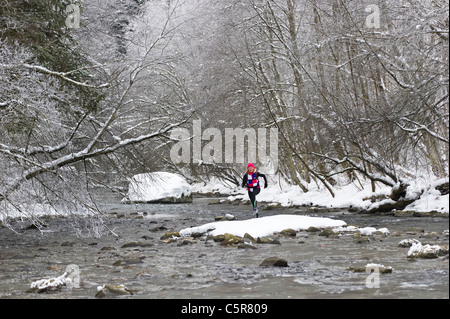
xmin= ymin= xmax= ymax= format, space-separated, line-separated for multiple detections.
xmin=242 ymin=174 xmax=248 ymax=188
xmin=258 ymin=173 xmax=268 ymax=188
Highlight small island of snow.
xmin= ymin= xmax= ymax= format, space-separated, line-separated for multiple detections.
xmin=180 ymin=214 xmax=347 ymax=238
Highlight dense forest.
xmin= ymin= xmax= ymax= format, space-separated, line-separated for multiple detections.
xmin=0 ymin=0 xmax=448 ymax=223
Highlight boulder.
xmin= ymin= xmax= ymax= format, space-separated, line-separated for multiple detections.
xmin=256 ymin=237 xmax=281 ymax=245
xmin=213 ymin=235 xmax=225 ymax=242
xmin=318 ymin=229 xmax=335 ymax=237
xmin=280 ymin=228 xmax=297 ymax=237
xmin=307 ymin=226 xmax=321 ymax=233
xmin=244 ymin=233 xmax=256 ymax=243
xmin=260 ymin=257 xmax=288 ymax=267
xmin=160 ymin=232 xmax=181 ymax=240
xmin=95 ymin=284 xmax=133 ymax=298
xmin=220 ymin=233 xmax=243 ymax=246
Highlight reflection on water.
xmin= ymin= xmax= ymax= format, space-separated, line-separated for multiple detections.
xmin=0 ymin=195 xmax=448 ymax=299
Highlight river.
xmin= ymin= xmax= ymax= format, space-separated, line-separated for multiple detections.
xmin=0 ymin=194 xmax=448 ymax=299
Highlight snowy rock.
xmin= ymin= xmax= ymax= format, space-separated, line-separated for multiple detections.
xmin=122 ymin=172 xmax=192 ymax=204
xmin=349 ymin=263 xmax=393 ymax=274
xmin=332 ymin=225 xmax=389 ymax=236
xmin=358 ymin=227 xmax=389 ymax=236
xmin=398 ymin=238 xmax=420 ymax=248
xmin=407 ymin=242 xmax=448 ymax=259
xmin=28 ymin=272 xmax=70 ymax=293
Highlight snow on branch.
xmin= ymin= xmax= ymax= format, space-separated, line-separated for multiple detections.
xmin=310 ymin=152 xmax=396 ymax=187
xmin=0 ymin=117 xmax=190 ymax=203
xmin=0 ymin=63 xmax=110 ymax=89
xmin=395 ymin=117 xmax=449 ymax=144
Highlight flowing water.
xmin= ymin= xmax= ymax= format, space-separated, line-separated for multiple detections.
xmin=0 ymin=194 xmax=448 ymax=299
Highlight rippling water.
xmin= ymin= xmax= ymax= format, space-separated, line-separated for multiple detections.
xmin=0 ymin=194 xmax=448 ymax=299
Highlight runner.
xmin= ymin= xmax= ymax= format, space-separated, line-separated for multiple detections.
xmin=241 ymin=163 xmax=268 ymax=218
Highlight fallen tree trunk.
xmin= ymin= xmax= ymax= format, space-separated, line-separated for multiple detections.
xmin=360 ymin=179 xmax=448 ymax=214
xmin=363 ymin=198 xmax=416 ymax=214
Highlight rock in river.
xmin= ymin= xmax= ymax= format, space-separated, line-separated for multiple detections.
xmin=121 ymin=241 xmax=153 ymax=248
xmin=260 ymin=257 xmax=288 ymax=267
xmin=95 ymin=284 xmax=133 ymax=298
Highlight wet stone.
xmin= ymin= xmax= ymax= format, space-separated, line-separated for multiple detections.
xmin=113 ymin=257 xmax=145 ymax=266
xmin=260 ymin=257 xmax=288 ymax=267
xmin=256 ymin=237 xmax=281 ymax=245
xmin=160 ymin=232 xmax=181 ymax=240
xmin=121 ymin=241 xmax=153 ymax=248
xmin=280 ymin=229 xmax=297 ymax=237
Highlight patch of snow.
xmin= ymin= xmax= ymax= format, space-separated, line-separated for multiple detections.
xmin=124 ymin=172 xmax=192 ymax=203
xmin=30 ymin=273 xmax=70 ymax=290
xmin=179 ymin=214 xmax=347 ymax=238
xmin=399 ymin=238 xmax=420 ymax=247
xmin=332 ymin=225 xmax=389 ymax=235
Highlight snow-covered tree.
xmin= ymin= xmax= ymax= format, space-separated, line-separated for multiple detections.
xmin=0 ymin=0 xmax=193 ymax=233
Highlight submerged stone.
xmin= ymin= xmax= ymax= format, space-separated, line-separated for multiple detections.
xmin=260 ymin=257 xmax=288 ymax=267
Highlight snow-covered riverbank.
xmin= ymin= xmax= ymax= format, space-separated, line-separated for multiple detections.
xmin=191 ymin=176 xmax=449 ymax=214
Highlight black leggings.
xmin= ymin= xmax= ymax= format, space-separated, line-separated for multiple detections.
xmin=248 ymin=188 xmax=261 ymax=208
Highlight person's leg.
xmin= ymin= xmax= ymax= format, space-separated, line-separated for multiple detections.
xmin=248 ymin=191 xmax=256 ymax=208
xmin=248 ymin=191 xmax=257 ymax=217
xmin=249 ymin=188 xmax=261 ymax=218
xmin=253 ymin=188 xmax=261 ymax=206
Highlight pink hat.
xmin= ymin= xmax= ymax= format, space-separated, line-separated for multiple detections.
xmin=247 ymin=162 xmax=255 ymax=169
